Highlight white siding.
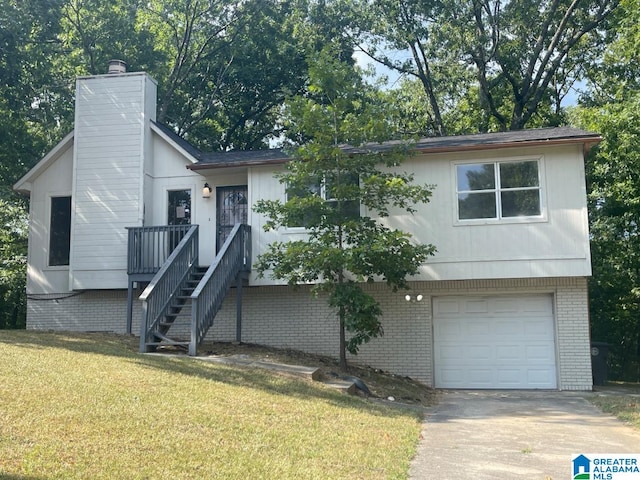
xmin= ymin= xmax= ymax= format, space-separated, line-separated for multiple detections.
xmin=249 ymin=144 xmax=591 ymax=284
xmin=25 ymin=146 xmax=74 ymax=294
xmin=398 ymin=145 xmax=591 ymax=280
xmin=69 ymin=73 xmax=156 ymax=289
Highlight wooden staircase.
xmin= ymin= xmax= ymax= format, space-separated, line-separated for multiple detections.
xmin=133 ymin=223 xmax=251 ymax=355
xmin=153 ymin=266 xmax=208 ymax=350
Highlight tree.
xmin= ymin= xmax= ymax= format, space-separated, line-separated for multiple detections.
xmin=0 ymin=0 xmax=72 ymax=329
xmin=574 ymin=0 xmax=640 ymax=380
xmin=578 ymin=96 xmax=640 ymax=381
xmin=353 ymin=0 xmax=618 ymax=134
xmin=0 ymin=195 xmax=27 ymax=329
xmin=254 ymin=48 xmax=436 ymax=369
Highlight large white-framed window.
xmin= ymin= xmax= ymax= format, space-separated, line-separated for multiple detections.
xmin=48 ymin=195 xmax=72 ymax=267
xmin=455 ymin=158 xmax=544 ymax=222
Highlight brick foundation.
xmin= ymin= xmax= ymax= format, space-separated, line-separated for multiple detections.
xmin=26 ymin=277 xmax=592 ymax=389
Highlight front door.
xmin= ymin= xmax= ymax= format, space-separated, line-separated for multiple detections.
xmin=216 ymin=186 xmax=248 ymax=252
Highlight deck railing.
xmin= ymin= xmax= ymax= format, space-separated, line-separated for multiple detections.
xmin=139 ymin=225 xmax=199 ymax=352
xmin=127 ymin=225 xmax=193 ymax=276
xmin=190 ymin=224 xmax=251 ymax=355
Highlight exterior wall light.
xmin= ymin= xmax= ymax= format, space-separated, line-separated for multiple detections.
xmin=405 ymin=294 xmax=423 ymax=302
xmin=202 ymin=183 xmax=212 ymax=198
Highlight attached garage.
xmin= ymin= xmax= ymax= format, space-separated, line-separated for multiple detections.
xmin=433 ymin=295 xmax=557 ymax=389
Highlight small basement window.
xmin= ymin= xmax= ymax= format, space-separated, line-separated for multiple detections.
xmin=456 ymin=160 xmax=542 ymax=221
xmin=49 ymin=196 xmax=72 ymax=266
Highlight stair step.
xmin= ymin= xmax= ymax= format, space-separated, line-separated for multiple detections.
xmin=321 ymin=379 xmax=357 ymax=395
xmin=202 ymin=355 xmax=322 ymax=381
xmin=145 ymin=341 xmax=190 ymax=347
xmin=169 ymin=304 xmax=191 ymax=311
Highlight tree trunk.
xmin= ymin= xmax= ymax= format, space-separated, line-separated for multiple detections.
xmin=339 ymin=306 xmax=347 ymax=370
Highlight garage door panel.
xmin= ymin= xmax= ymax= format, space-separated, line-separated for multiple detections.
xmin=493 ymin=298 xmax=520 ymax=313
xmin=440 ymin=345 xmax=466 ymax=360
xmin=495 ymin=345 xmax=522 ymax=361
xmin=526 ymin=369 xmax=555 ymax=385
xmin=433 ymin=295 xmax=557 ymax=389
xmin=464 ymin=299 xmax=490 ymax=314
xmin=466 ymin=320 xmax=491 ymax=336
xmin=434 ymin=299 xmax=460 ymax=315
xmin=467 ymin=345 xmax=493 ymax=360
xmin=494 ymin=319 xmax=523 ymax=335
xmin=523 ymin=319 xmax=553 ymax=337
xmin=439 ymin=368 xmax=466 ymax=385
xmin=522 ymin=297 xmax=553 ymax=314
xmin=525 ymin=344 xmax=555 ymax=362
xmin=467 ymin=369 xmax=494 ymax=385
xmin=496 ymin=369 xmax=522 ymax=385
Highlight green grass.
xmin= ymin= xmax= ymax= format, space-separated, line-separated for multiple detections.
xmin=590 ymin=384 xmax=640 ymax=430
xmin=0 ymin=331 xmax=423 ymax=479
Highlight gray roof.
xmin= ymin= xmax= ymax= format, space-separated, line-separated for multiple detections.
xmin=151 ymin=123 xmax=600 ymax=171
xmin=415 ymin=126 xmax=601 ymax=151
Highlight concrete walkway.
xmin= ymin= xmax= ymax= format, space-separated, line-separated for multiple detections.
xmin=409 ymin=390 xmax=640 ymax=480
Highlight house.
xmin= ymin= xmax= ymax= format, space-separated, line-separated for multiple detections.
xmin=14 ymin=63 xmax=601 ymax=390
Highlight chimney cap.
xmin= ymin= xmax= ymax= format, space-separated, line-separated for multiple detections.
xmin=107 ymin=59 xmax=127 ymax=74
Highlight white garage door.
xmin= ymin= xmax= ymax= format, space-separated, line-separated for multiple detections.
xmin=433 ymin=295 xmax=557 ymax=389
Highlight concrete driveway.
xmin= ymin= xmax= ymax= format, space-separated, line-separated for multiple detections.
xmin=409 ymin=390 xmax=640 ymax=479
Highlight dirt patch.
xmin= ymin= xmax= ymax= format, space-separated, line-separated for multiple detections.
xmin=198 ymin=341 xmax=437 ymax=408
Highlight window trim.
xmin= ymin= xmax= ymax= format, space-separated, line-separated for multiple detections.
xmin=453 ymin=156 xmax=547 ymax=225
xmin=165 ymin=186 xmax=194 ymax=226
xmin=46 ymin=193 xmax=72 ymax=269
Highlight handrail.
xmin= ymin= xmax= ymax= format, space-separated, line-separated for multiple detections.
xmin=127 ymin=225 xmax=192 ymax=275
xmin=139 ymin=225 xmax=199 ymax=352
xmin=189 ymin=224 xmax=251 ymax=355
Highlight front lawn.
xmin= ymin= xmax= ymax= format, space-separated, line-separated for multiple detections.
xmin=0 ymin=331 xmax=423 ymax=479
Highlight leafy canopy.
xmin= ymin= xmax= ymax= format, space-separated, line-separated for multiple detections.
xmin=254 ymin=47 xmax=435 ymax=365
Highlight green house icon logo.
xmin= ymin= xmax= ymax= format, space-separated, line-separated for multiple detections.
xmin=573 ymin=454 xmax=590 ymax=479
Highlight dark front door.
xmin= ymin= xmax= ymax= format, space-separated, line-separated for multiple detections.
xmin=216 ymin=186 xmax=248 ymax=252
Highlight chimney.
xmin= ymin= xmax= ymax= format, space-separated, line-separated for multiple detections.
xmin=107 ymin=59 xmax=127 ymax=74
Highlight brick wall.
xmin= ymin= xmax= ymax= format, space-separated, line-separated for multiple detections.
xmin=26 ymin=277 xmax=593 ymax=389
xmin=27 ymin=290 xmax=142 ymax=334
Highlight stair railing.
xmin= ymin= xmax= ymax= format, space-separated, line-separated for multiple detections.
xmin=139 ymin=224 xmax=199 ymax=352
xmin=190 ymin=224 xmax=251 ymax=355
xmin=127 ymin=224 xmax=193 ymax=276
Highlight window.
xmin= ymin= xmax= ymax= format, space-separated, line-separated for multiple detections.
xmin=167 ymin=189 xmax=191 ymax=225
xmin=324 ymin=172 xmax=360 ymax=219
xmin=49 ymin=196 xmax=71 ymax=266
xmin=456 ymin=160 xmax=541 ymax=221
xmin=167 ymin=189 xmax=191 ymax=250
xmin=286 ymin=174 xmax=360 ymax=228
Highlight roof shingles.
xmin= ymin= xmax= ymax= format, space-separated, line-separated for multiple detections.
xmin=151 ymin=122 xmax=600 ymax=171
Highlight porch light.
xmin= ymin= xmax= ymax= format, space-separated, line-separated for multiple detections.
xmin=405 ymin=294 xmax=423 ymax=302
xmin=202 ymin=183 xmax=212 ymax=198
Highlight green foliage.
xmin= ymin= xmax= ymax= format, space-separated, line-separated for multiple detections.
xmin=352 ymin=0 xmax=617 ymax=133
xmin=576 ymin=97 xmax=640 ymax=381
xmin=572 ymin=0 xmax=640 ymax=381
xmin=0 ymin=195 xmax=28 ymax=329
xmin=329 ymin=283 xmax=382 ymax=354
xmin=255 ymin=48 xmax=435 ymax=366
